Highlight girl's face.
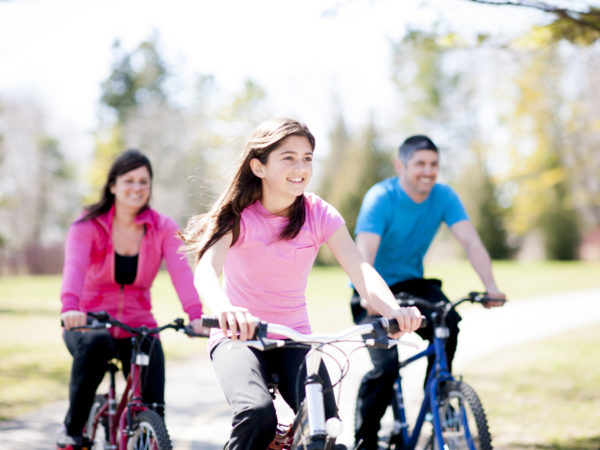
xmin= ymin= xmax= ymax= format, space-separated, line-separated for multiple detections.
xmin=110 ymin=165 xmax=151 ymax=213
xmin=250 ymin=134 xmax=313 ymax=212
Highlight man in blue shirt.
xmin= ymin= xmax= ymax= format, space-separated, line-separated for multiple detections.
xmin=352 ymin=135 xmax=505 ymax=450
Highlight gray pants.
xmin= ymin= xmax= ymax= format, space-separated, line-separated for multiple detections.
xmin=211 ymin=340 xmax=338 ymax=450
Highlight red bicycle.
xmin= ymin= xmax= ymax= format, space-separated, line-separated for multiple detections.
xmin=72 ymin=311 xmax=195 ymax=450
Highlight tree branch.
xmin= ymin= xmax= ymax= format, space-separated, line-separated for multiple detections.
xmin=463 ymin=0 xmax=600 ymax=33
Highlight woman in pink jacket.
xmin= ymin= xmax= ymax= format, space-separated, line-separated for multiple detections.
xmin=57 ymin=149 xmax=204 ymax=450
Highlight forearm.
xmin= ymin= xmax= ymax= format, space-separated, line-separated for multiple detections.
xmin=164 ymin=250 xmax=203 ymax=319
xmin=352 ymin=263 xmax=400 ymax=317
xmin=193 ymin=263 xmax=231 ymax=315
xmin=465 ymin=241 xmax=499 ymax=293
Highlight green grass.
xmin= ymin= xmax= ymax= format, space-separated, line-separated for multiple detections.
xmin=0 ymin=259 xmax=599 ymax=439
xmin=423 ymin=260 xmax=600 ymax=301
xmin=0 ymin=273 xmax=207 ymax=420
xmin=461 ymin=324 xmax=600 ymax=449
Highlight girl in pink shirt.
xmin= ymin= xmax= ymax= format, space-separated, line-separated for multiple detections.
xmin=182 ymin=118 xmax=421 ymax=449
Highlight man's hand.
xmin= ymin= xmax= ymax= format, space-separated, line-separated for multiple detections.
xmin=483 ymin=290 xmax=506 ymax=308
xmin=61 ymin=310 xmax=87 ymax=330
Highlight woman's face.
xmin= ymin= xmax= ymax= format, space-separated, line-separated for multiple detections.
xmin=250 ymin=134 xmax=313 ymax=211
xmin=110 ymin=165 xmax=151 ymax=213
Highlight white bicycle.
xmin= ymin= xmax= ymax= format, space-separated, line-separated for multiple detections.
xmin=201 ymin=316 xmax=420 ymax=450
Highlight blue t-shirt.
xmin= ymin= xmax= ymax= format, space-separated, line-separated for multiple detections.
xmin=355 ymin=177 xmax=468 ymax=286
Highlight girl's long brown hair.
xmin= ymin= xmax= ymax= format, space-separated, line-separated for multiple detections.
xmin=181 ymin=118 xmax=316 ymax=263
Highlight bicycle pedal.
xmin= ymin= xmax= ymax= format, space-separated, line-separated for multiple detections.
xmin=268 ymin=423 xmax=293 ymax=449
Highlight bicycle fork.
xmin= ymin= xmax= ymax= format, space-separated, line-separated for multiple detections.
xmin=295 ymin=348 xmax=343 ymax=449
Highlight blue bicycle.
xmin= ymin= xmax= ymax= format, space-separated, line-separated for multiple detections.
xmin=383 ymin=292 xmax=503 ymax=450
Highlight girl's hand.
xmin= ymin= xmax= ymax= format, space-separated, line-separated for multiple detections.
xmin=61 ymin=310 xmax=87 ymax=330
xmin=217 ymin=307 xmax=259 ymax=341
xmin=387 ymin=306 xmax=422 ymax=338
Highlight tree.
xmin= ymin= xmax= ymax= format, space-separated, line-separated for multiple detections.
xmin=317 ymin=114 xmax=394 ymax=264
xmin=0 ymin=95 xmax=78 ymax=273
xmin=457 ymin=141 xmax=512 ymax=259
xmin=100 ymin=35 xmax=169 ymax=124
xmin=389 ymin=28 xmax=513 ymax=258
xmin=93 ymin=33 xmax=271 ymax=227
xmin=502 ymin=44 xmax=582 ymax=259
xmin=461 ymin=0 xmax=600 ymax=44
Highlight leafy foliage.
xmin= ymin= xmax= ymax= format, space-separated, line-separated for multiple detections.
xmin=463 ymin=0 xmax=600 ymax=44
xmin=317 ymin=114 xmax=394 ymax=263
xmin=100 ymin=36 xmax=169 ymax=123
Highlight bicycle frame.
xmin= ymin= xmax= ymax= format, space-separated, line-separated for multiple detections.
xmin=391 ymin=333 xmax=455 ymax=449
xmin=389 ymin=292 xmax=500 ymax=450
xmin=247 ymin=325 xmax=349 ymax=447
xmin=302 ymin=348 xmax=329 ymax=439
xmin=76 ymin=312 xmax=193 ymax=449
xmin=87 ymin=333 xmax=158 ymax=449
xmin=202 ymin=316 xmax=417 ymax=449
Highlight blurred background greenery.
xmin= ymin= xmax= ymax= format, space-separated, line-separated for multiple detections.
xmin=1 ymin=1 xmax=599 ymax=448
xmin=1 ymin=0 xmax=599 ymax=274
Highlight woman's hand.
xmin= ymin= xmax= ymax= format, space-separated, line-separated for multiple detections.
xmin=217 ymin=307 xmax=259 ymax=341
xmin=61 ymin=310 xmax=87 ymax=330
xmin=387 ymin=306 xmax=422 ymax=339
xmin=189 ymin=318 xmax=211 ymax=337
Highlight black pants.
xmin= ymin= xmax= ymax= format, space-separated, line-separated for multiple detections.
xmin=211 ymin=340 xmax=339 ymax=450
xmin=352 ymin=278 xmax=461 ymax=450
xmin=62 ymin=328 xmax=165 ymax=436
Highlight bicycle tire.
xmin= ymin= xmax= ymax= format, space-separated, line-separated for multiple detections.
xmin=127 ymin=409 xmax=172 ymax=450
xmin=290 ymin=401 xmax=345 ymax=450
xmin=85 ymin=394 xmax=109 ymax=449
xmin=424 ymin=380 xmax=492 ymax=450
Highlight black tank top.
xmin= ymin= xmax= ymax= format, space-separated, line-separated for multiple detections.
xmin=115 ymin=252 xmax=138 ymax=285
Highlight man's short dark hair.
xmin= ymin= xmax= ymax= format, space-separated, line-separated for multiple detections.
xmin=398 ymin=135 xmax=438 ymax=163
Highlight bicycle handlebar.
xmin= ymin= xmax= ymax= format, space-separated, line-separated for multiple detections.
xmin=395 ymin=291 xmax=507 ymax=312
xmin=67 ymin=311 xmax=201 ymax=337
xmin=200 ymin=316 xmax=419 ymax=350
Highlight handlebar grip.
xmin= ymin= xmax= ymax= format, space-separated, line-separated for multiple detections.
xmin=386 ymin=318 xmax=400 ymax=334
xmin=471 ymin=291 xmax=507 ymax=306
xmin=184 ymin=325 xmax=210 ymax=338
xmin=87 ymin=311 xmax=110 ymax=321
xmin=481 ymin=297 xmax=507 ymax=306
xmin=385 ymin=316 xmax=427 ymax=333
xmin=200 ymin=316 xmax=221 ymax=329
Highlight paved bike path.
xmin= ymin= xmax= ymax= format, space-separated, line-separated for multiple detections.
xmin=1 ymin=288 xmax=599 ymax=449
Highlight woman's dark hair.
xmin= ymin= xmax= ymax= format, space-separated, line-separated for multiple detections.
xmin=78 ymin=149 xmax=153 ymax=222
xmin=181 ymin=117 xmax=315 ymax=263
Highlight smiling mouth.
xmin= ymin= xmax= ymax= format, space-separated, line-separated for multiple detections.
xmin=287 ymin=177 xmax=304 ymax=183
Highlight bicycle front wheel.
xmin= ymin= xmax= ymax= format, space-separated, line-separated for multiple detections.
xmin=126 ymin=410 xmax=172 ymax=450
xmin=425 ymin=380 xmax=492 ymax=450
xmin=84 ymin=394 xmax=109 ymax=449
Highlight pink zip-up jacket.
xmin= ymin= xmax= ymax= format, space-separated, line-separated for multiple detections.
xmin=60 ymin=205 xmax=203 ymax=338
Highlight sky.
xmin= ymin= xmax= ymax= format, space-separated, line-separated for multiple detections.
xmin=0 ymin=0 xmax=547 ymax=161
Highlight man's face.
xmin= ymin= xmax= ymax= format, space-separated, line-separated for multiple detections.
xmin=395 ymin=149 xmax=439 ymax=200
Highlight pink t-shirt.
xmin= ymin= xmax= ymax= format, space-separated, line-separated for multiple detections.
xmin=209 ymin=193 xmax=345 ymax=348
